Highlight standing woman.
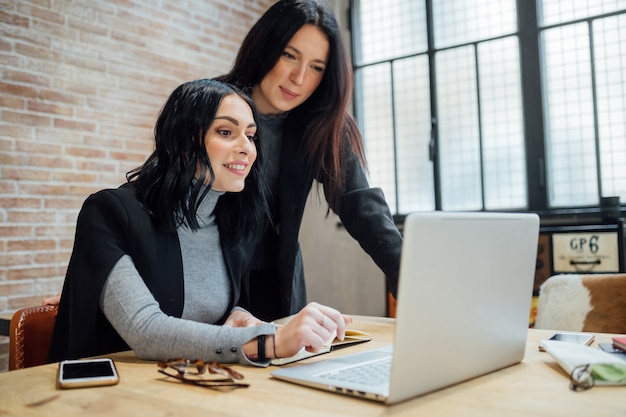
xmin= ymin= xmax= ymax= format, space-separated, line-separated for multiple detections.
xmin=217 ymin=0 xmax=403 ymax=321
xmin=49 ymin=79 xmax=350 ymax=364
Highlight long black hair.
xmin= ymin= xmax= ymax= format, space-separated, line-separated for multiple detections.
xmin=127 ymin=78 xmax=270 ymax=242
xmin=216 ymin=0 xmax=366 ymax=211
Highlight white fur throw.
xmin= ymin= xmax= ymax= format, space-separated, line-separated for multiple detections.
xmin=535 ymin=273 xmax=626 ymax=333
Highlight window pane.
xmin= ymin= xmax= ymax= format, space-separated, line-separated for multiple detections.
xmin=436 ymin=46 xmax=483 ymax=211
xmin=541 ymin=23 xmax=598 ymax=207
xmin=393 ymin=56 xmax=434 ymax=212
xmin=356 ymin=0 xmax=427 ymax=65
xmin=433 ymin=0 xmax=517 ymax=49
xmin=478 ymin=37 xmax=527 ymax=209
xmin=594 ymin=14 xmax=626 ymax=200
xmin=539 ymin=0 xmax=625 ymax=26
xmin=357 ymin=64 xmax=397 ymax=210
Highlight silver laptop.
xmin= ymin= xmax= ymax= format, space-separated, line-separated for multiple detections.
xmin=271 ymin=211 xmax=539 ymax=404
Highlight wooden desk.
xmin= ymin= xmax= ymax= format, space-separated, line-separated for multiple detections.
xmin=0 ymin=316 xmax=624 ymax=417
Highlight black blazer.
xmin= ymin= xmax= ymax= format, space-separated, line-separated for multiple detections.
xmin=48 ymin=182 xmax=245 ymax=362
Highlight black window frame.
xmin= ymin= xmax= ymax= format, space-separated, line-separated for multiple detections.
xmin=350 ymin=0 xmax=626 ymax=225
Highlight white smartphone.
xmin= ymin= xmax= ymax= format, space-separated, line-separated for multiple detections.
xmin=57 ymin=358 xmax=119 ymax=389
xmin=538 ymin=332 xmax=595 ymax=351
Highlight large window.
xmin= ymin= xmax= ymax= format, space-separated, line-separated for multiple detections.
xmin=352 ymin=0 xmax=626 ymax=216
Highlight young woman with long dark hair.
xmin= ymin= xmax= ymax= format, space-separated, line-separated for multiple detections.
xmin=216 ymin=0 xmax=403 ymax=321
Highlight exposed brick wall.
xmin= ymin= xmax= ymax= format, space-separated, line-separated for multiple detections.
xmin=0 ymin=0 xmax=276 ymax=315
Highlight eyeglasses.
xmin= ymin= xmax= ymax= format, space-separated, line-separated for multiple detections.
xmin=157 ymin=359 xmax=249 ymax=390
xmin=569 ymin=364 xmax=594 ymax=391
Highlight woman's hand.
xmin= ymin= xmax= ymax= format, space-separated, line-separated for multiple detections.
xmin=42 ymin=292 xmax=61 ymax=306
xmin=274 ymin=302 xmax=352 ymax=358
xmin=224 ymin=309 xmax=265 ymax=327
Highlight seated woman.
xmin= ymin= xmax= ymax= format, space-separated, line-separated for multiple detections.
xmin=48 ymin=78 xmax=350 ymax=365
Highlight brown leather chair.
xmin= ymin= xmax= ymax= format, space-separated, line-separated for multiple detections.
xmin=9 ymin=305 xmax=58 ymax=370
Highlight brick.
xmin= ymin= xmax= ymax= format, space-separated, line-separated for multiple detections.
xmin=0 ymin=125 xmax=33 ymax=140
xmin=0 ymin=53 xmax=25 ymax=67
xmin=34 ymin=127 xmax=83 ymax=144
xmin=67 ymin=17 xmax=108 ymax=37
xmin=56 ymin=78 xmax=99 ymax=95
xmin=53 ymin=171 xmax=98 ymax=183
xmin=3 ymin=69 xmax=50 ymax=87
xmin=68 ymin=184 xmax=103 ymax=196
xmin=75 ymin=159 xmax=118 ymax=172
xmin=0 ymin=153 xmax=27 ymax=165
xmin=7 ymin=238 xmax=57 ymax=251
xmin=27 ymin=100 xmax=73 ymax=117
xmin=0 ymin=82 xmax=37 ymax=98
xmin=0 ymin=181 xmax=17 ymax=194
xmin=0 ymin=281 xmax=35 ymax=296
xmin=1 ymin=167 xmax=51 ymax=181
xmin=125 ymin=139 xmax=152 ymax=152
xmin=65 ymin=146 xmax=106 ymax=159
xmin=0 ymin=10 xmax=30 ymax=28
xmin=7 ymin=266 xmax=59 ymax=280
xmin=0 ymin=197 xmax=42 ymax=209
xmin=43 ymin=197 xmax=84 ymax=209
xmin=0 ymin=224 xmax=33 ymax=237
xmin=99 ymin=173 xmax=127 ymax=186
xmin=1 ymin=27 xmax=51 ymax=50
xmin=27 ymin=155 xmax=74 ymax=169
xmin=54 ymin=118 xmax=97 ymax=132
xmin=0 ymin=253 xmax=33 ymax=267
xmin=34 ymin=225 xmax=76 ymax=238
xmin=16 ymin=2 xmax=65 ymax=26
xmin=16 ymin=140 xmax=63 ymax=154
xmin=6 ymin=211 xmax=57 ymax=224
xmin=35 ymin=278 xmax=65 ymax=293
xmin=38 ymin=89 xmax=83 ymax=105
xmin=109 ymin=150 xmax=147 ymax=162
xmin=18 ymin=183 xmax=68 ymax=195
xmin=0 ymin=37 xmax=11 ymax=52
xmin=59 ymin=238 xmax=75 ymax=250
xmin=31 ymin=18 xmax=79 ymax=40
xmin=84 ymin=134 xmax=123 ymax=149
xmin=2 ymin=110 xmax=52 ymax=127
xmin=61 ymin=1 xmax=112 ymax=21
xmin=34 ymin=251 xmax=71 ymax=264
xmin=14 ymin=42 xmax=61 ymax=62
xmin=99 ymin=124 xmax=150 ymax=140
xmin=0 ymin=94 xmax=25 ymax=109
xmin=75 ymin=108 xmax=117 ymax=124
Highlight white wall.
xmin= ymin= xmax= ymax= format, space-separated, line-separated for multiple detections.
xmin=300 ymin=186 xmax=388 ymax=316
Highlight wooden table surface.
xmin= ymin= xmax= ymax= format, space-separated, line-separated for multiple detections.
xmin=0 ymin=316 xmax=624 ymax=417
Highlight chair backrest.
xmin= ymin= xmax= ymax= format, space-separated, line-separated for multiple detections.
xmin=535 ymin=273 xmax=626 ymax=333
xmin=9 ymin=305 xmax=58 ymax=371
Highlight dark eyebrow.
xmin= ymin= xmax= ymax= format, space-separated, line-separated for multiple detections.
xmin=214 ymin=116 xmax=257 ymax=129
xmin=214 ymin=115 xmax=239 ymax=126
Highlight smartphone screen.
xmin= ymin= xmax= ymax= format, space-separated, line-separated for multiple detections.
xmin=538 ymin=332 xmax=594 ymax=351
xmin=548 ymin=333 xmax=594 ymax=345
xmin=62 ymin=361 xmax=115 ymax=379
xmin=58 ymin=358 xmax=119 ymax=389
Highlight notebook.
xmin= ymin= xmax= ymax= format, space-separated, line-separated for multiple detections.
xmin=271 ymin=211 xmax=539 ymax=404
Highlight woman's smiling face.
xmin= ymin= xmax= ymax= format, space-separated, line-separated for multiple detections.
xmin=199 ymin=93 xmax=258 ymax=192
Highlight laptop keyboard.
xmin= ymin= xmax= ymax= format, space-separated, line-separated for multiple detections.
xmin=316 ymin=357 xmax=392 ymax=386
